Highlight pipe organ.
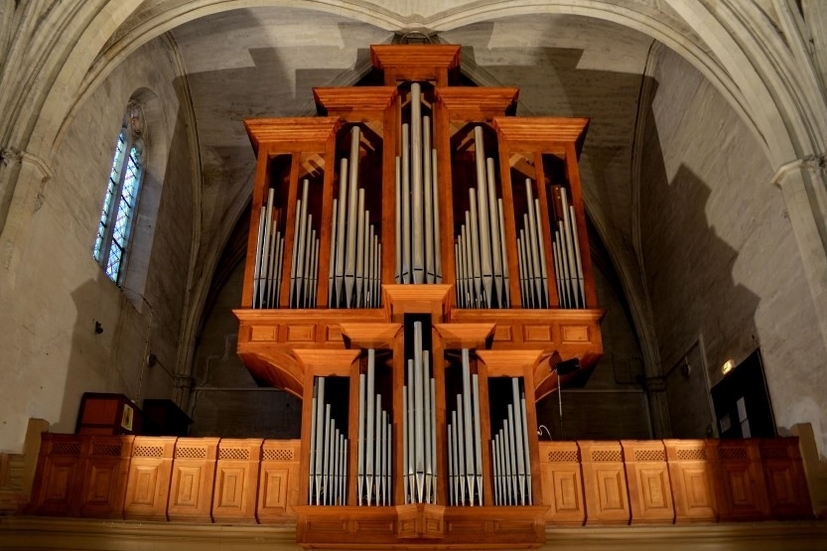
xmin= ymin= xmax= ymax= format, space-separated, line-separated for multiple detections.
xmin=235 ymin=44 xmax=605 ymax=548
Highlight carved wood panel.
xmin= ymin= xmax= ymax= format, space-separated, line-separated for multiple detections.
xmin=664 ymin=439 xmax=718 ymax=523
xmin=122 ymin=437 xmax=176 ymax=521
xmin=621 ymin=440 xmax=674 ymax=524
xmin=30 ymin=434 xmax=87 ymax=517
xmin=579 ymin=441 xmax=630 ymax=525
xmin=539 ymin=441 xmax=585 ymax=525
xmin=760 ymin=438 xmax=813 ymax=519
xmin=167 ymin=437 xmax=219 ymax=522
xmin=715 ymin=440 xmax=770 ymax=521
xmin=78 ymin=436 xmax=132 ymax=518
xmin=212 ymin=439 xmax=262 ymax=523
xmin=257 ymin=439 xmax=301 ymax=523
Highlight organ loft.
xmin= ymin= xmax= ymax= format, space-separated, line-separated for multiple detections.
xmin=233 ymin=43 xmax=605 ymax=548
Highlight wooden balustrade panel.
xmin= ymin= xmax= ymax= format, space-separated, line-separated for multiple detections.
xmin=212 ymin=439 xmax=262 ymax=523
xmin=621 ymin=440 xmax=674 ymax=524
xmin=257 ymin=439 xmax=301 ymax=523
xmin=579 ymin=441 xmax=630 ymax=525
xmin=663 ymin=439 xmax=718 ymax=523
xmin=760 ymin=438 xmax=813 ymax=519
xmin=167 ymin=437 xmax=219 ymax=522
xmin=30 ymin=434 xmax=87 ymax=517
xmin=123 ymin=436 xmax=177 ymax=521
xmin=715 ymin=439 xmax=771 ymax=521
xmin=78 ymin=436 xmax=133 ymax=518
xmin=538 ymin=441 xmax=585 ymax=525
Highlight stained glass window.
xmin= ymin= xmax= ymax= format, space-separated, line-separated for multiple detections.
xmin=93 ymin=102 xmax=145 ymax=284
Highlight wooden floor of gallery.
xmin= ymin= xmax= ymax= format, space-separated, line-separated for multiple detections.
xmin=1 ymin=517 xmax=826 ymax=551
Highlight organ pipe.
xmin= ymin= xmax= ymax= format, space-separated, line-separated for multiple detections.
xmin=552 ymin=186 xmax=585 ymax=308
xmin=491 ymin=377 xmax=533 ymax=506
xmin=355 ymin=349 xmax=393 ymax=506
xmin=252 ymin=188 xmax=287 ymax=309
xmin=396 ymin=84 xmax=441 ymax=286
xmin=403 ymin=321 xmax=437 ymax=504
xmin=329 ymin=127 xmax=382 ymax=308
xmin=446 ymin=349 xmax=484 ymax=506
xmin=455 ymin=126 xmax=509 ymax=309
xmin=308 ymin=377 xmax=349 ymax=505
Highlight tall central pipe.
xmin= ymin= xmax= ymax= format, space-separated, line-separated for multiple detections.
xmin=411 ymin=84 xmax=425 ymax=284
xmin=344 ymin=127 xmax=361 ymax=307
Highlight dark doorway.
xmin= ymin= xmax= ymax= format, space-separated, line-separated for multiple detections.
xmin=711 ymin=349 xmax=776 ymax=439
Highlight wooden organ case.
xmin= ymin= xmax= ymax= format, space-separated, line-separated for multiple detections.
xmin=234 ymin=44 xmax=605 ymax=548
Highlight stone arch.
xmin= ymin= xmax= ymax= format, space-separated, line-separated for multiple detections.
xmin=55 ymin=0 xmax=802 ymax=166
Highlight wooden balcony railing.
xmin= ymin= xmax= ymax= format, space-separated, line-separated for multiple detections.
xmin=26 ymin=434 xmax=812 ymax=527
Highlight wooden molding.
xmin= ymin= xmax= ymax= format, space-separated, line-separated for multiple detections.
xmin=433 ymin=323 xmax=495 ymax=349
xmin=338 ymin=323 xmax=403 ymax=349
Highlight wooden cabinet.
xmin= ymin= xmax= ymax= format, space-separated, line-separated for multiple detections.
xmin=75 ymin=393 xmax=142 ymax=436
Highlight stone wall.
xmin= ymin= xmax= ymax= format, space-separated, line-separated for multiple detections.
xmin=640 ymin=46 xmax=827 ymax=452
xmin=0 ymin=37 xmax=196 ymax=451
xmin=189 ymin=260 xmax=302 ymax=438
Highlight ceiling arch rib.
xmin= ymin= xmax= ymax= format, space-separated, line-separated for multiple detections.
xmin=83 ymin=0 xmax=757 ymax=158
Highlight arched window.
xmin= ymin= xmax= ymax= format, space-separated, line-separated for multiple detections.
xmin=93 ymin=101 xmax=145 ymax=284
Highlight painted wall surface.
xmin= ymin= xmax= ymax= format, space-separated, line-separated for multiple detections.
xmin=640 ymin=46 xmax=827 ymax=453
xmin=0 ymin=38 xmax=195 ymax=451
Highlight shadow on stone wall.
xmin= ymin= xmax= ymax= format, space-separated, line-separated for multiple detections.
xmin=638 ymin=81 xmax=761 ymax=438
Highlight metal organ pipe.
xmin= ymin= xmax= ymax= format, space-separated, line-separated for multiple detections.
xmin=252 ymin=206 xmax=266 ymax=306
xmin=498 ymin=199 xmax=510 ymax=307
xmin=432 ymin=149 xmax=443 ymax=283
xmin=423 ymin=116 xmax=435 ymax=284
xmin=355 ymin=349 xmax=392 ymax=506
xmin=551 ymin=187 xmax=585 ymax=309
xmin=403 ymin=321 xmax=437 ymax=504
xmin=468 ymin=191 xmax=482 ymax=308
xmin=252 ymin=187 xmax=286 ymax=309
xmin=328 ymin=127 xmax=382 ymax=308
xmin=401 ymin=124 xmax=411 ymax=284
xmin=268 ymin=178 xmax=321 ymax=309
xmin=569 ymin=202 xmax=586 ymax=307
xmin=395 ymin=83 xmax=441 ymax=287
xmin=344 ymin=127 xmax=361 ymax=307
xmin=309 ymin=377 xmax=349 ymax=505
xmin=486 ymin=158 xmax=503 ymax=306
xmin=491 ymin=378 xmax=533 ymax=506
xmin=455 ymin=126 xmax=508 ymax=309
xmin=293 ymin=180 xmax=309 ymax=307
xmin=395 ymin=157 xmax=402 ymax=283
xmin=355 ymin=190 xmax=366 ymax=307
xmin=473 ymin=127 xmax=494 ymax=308
xmin=525 ymin=180 xmax=546 ymax=308
xmin=535 ymin=199 xmax=550 ymax=308
xmin=446 ymin=349 xmax=484 ymax=506
xmin=328 ymin=199 xmax=338 ymax=302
